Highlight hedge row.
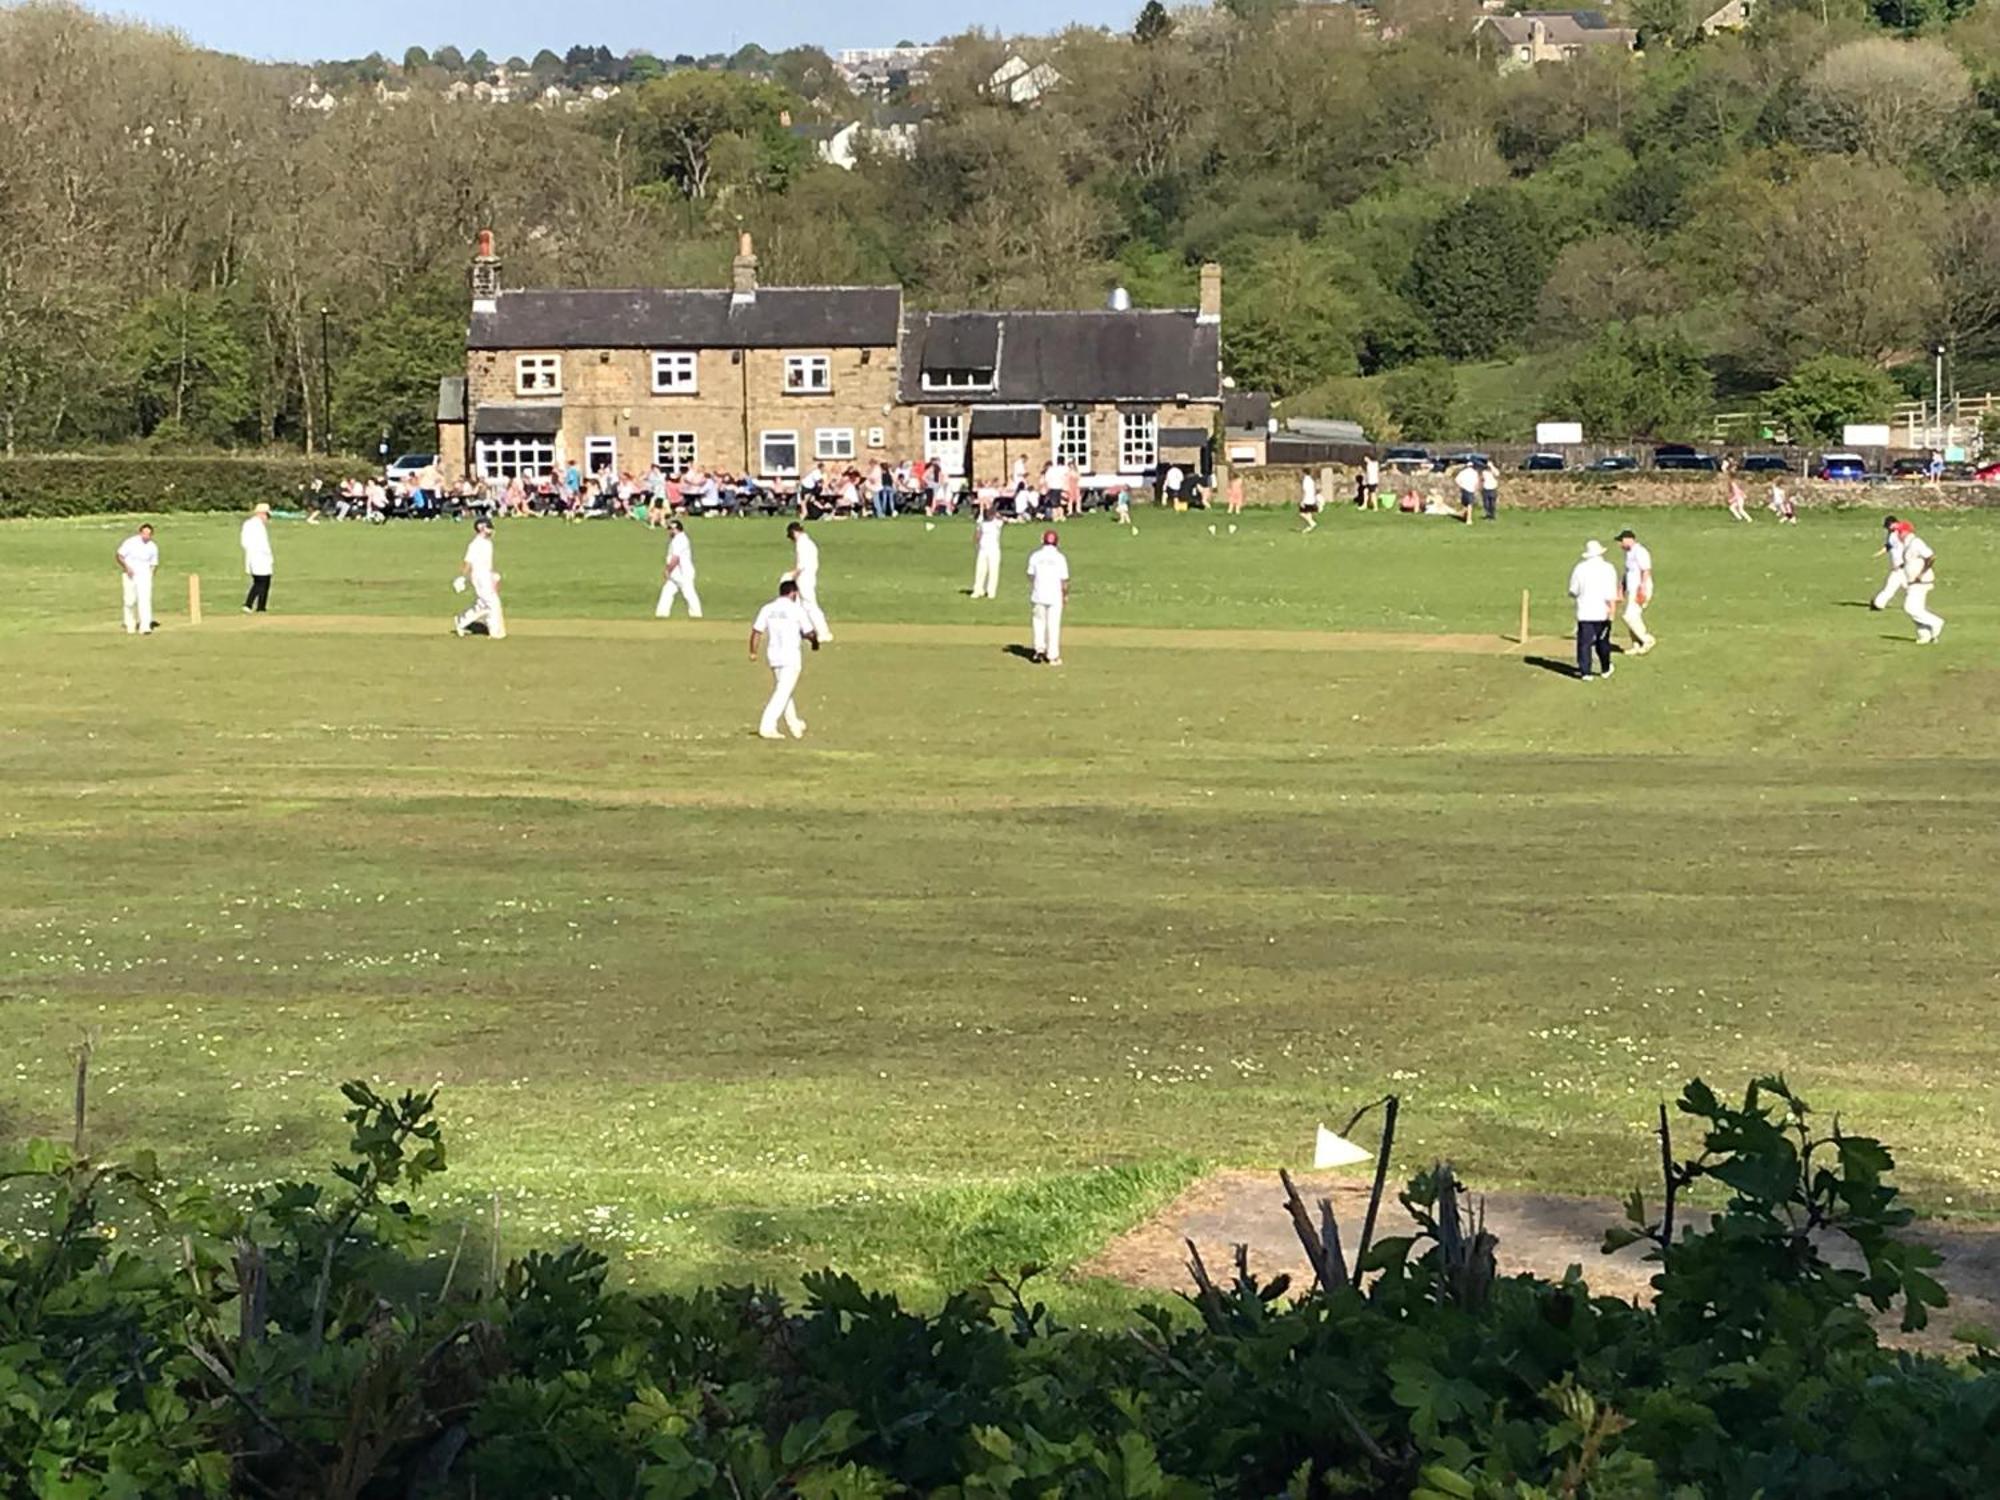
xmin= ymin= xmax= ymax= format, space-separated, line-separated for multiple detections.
xmin=0 ymin=454 xmax=375 ymax=519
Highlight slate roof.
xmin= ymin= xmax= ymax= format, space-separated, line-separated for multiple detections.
xmin=469 ymin=287 xmax=903 ymax=350
xmin=1477 ymin=11 xmax=1634 ymax=45
xmin=967 ymin=406 xmax=1042 ymax=439
xmin=902 ymin=310 xmax=1220 ymax=405
xmin=473 ymin=403 xmax=563 ymax=436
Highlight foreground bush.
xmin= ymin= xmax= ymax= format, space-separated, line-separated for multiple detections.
xmin=2 ymin=1077 xmax=1995 ymax=1497
xmin=0 ymin=455 xmax=373 ymax=519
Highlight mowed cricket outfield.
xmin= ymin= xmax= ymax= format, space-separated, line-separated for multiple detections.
xmin=4 ymin=502 xmax=1999 ymax=1301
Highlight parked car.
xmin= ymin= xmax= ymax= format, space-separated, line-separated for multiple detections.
xmin=1739 ymin=453 xmax=1792 ymax=474
xmin=1381 ymin=446 xmax=1432 ymax=473
xmin=1520 ymin=451 xmax=1567 ymax=472
xmin=385 ymin=451 xmax=439 ymax=482
xmin=1587 ymin=454 xmax=1639 ymax=472
xmin=1434 ymin=451 xmax=1491 ymax=472
xmin=1653 ymin=445 xmax=1722 ymax=472
xmin=1942 ymin=462 xmax=1978 ymax=482
xmin=1973 ymin=461 xmax=2000 ymax=483
xmin=1816 ymin=452 xmax=1868 ymax=481
xmin=1888 ymin=457 xmax=1933 ymax=481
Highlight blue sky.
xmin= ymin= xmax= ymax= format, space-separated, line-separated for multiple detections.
xmin=110 ymin=0 xmax=1138 ymax=62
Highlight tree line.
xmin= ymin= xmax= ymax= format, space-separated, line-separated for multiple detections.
xmin=5 ymin=0 xmax=2000 ymax=457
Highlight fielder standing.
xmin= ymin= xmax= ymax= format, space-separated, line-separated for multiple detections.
xmin=971 ymin=505 xmax=1003 ymax=600
xmin=1870 ymin=516 xmax=1905 ymax=611
xmin=1616 ymin=529 xmax=1655 ymax=656
xmin=453 ymin=515 xmax=507 ymax=638
xmin=240 ymin=502 xmax=274 ymax=613
xmin=785 ymin=521 xmax=833 ymax=642
xmin=655 ymin=519 xmax=703 ymax=618
xmin=1568 ymin=539 xmax=1619 ymax=681
xmin=1894 ymin=519 xmax=1944 ymax=644
xmin=750 ymin=577 xmax=818 ymax=739
xmin=115 ymin=522 xmax=160 ymax=635
xmin=1299 ymin=470 xmax=1320 ymax=532
xmin=1027 ymin=528 xmax=1070 ymax=666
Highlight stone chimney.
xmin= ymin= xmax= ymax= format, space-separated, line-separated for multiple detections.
xmin=1197 ymin=262 xmax=1222 ymax=325
xmin=732 ymin=231 xmax=758 ymax=306
xmin=471 ymin=229 xmax=500 ymax=312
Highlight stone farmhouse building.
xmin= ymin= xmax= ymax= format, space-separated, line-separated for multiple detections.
xmin=436 ymin=232 xmax=1223 ymax=488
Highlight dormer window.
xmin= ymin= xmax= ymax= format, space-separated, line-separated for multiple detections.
xmin=921 ymin=367 xmax=996 ymax=393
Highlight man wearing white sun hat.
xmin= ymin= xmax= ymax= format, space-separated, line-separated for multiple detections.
xmin=1568 ymin=539 xmax=1620 ymax=681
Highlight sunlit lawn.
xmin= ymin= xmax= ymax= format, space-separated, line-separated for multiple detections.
xmin=4 ymin=499 xmax=1999 ymax=1302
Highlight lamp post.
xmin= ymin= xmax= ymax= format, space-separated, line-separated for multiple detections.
xmin=1933 ymin=342 xmax=1946 ymax=452
xmin=319 ymin=306 xmax=333 ymax=454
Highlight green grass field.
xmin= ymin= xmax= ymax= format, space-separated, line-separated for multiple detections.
xmin=4 ymin=500 xmax=1998 ymax=1302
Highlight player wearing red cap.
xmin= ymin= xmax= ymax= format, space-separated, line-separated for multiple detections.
xmin=1026 ymin=529 xmax=1070 ymax=666
xmin=1893 ymin=520 xmax=1944 ymax=644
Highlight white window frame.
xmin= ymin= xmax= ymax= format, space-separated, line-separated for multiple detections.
xmin=474 ymin=436 xmax=555 ymax=479
xmin=584 ymin=435 xmax=617 ymax=475
xmin=814 ymin=427 xmax=856 ymax=462
xmin=783 ymin=354 xmax=831 ymax=394
xmin=653 ymin=432 xmax=697 ymax=476
xmin=1053 ymin=411 xmax=1091 ymax=472
xmin=924 ymin=414 xmax=965 ymax=477
xmin=515 ymin=355 xmax=562 ymax=396
xmin=650 ymin=351 xmax=698 ymax=394
xmin=921 ymin=367 xmax=995 ymax=393
xmin=1119 ymin=410 xmax=1158 ymax=475
xmin=760 ymin=429 xmax=800 ymax=477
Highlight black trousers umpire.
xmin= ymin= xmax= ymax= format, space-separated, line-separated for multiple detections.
xmin=244 ymin=574 xmax=271 ymax=612
xmin=1575 ymin=619 xmax=1611 ymax=678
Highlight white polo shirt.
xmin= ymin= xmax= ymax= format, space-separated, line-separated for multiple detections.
xmin=1027 ymin=544 xmax=1069 ymax=606
xmin=1902 ymin=535 xmax=1936 ymax=584
xmin=1622 ymin=542 xmax=1653 ymax=594
xmin=793 ymin=532 xmax=820 ymax=578
xmin=464 ymin=534 xmax=496 ymax=583
xmin=1456 ymin=466 xmax=1481 ymax=497
xmin=1885 ymin=534 xmax=1906 ymax=568
xmin=1569 ymin=557 xmax=1620 ymax=622
xmin=754 ymin=596 xmax=813 ymax=668
xmin=667 ymin=533 xmax=694 ymax=579
xmin=117 ymin=534 xmax=160 ymax=573
xmin=977 ymin=517 xmax=1004 ymax=552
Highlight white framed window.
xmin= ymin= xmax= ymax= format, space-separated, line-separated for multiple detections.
xmin=920 ymin=367 xmax=995 ymax=393
xmin=783 ymin=355 xmax=831 ymax=394
xmin=585 ymin=435 xmax=617 ymax=475
xmin=1119 ymin=410 xmax=1158 ymax=474
xmin=474 ymin=436 xmax=555 ymax=479
xmin=924 ymin=414 xmax=964 ymax=477
xmin=650 ymin=352 xmax=698 ymax=394
xmin=814 ymin=427 xmax=856 ymax=462
xmin=653 ymin=432 xmax=697 ymax=476
xmin=1053 ymin=411 xmax=1091 ymax=472
xmin=760 ymin=430 xmax=800 ymax=476
xmin=515 ymin=355 xmax=561 ymax=395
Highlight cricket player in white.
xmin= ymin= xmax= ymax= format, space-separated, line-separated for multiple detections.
xmin=453 ymin=516 xmax=507 ymax=639
xmin=115 ymin=523 xmax=160 ymax=634
xmin=1027 ymin=528 xmax=1070 ymax=665
xmin=1616 ymin=528 xmax=1654 ymax=655
xmin=784 ymin=521 xmax=832 ymax=641
xmin=1894 ymin=520 xmax=1944 ymax=643
xmin=1568 ymin=539 xmax=1620 ymax=681
xmin=971 ymin=506 xmax=1004 ymax=600
xmin=750 ymin=578 xmax=817 ymax=739
xmin=655 ymin=520 xmax=703 ymax=618
xmin=240 ymin=502 xmax=274 ymax=613
xmin=1871 ymin=516 xmax=1906 ymax=611
xmin=1299 ymin=471 xmax=1320 ymax=532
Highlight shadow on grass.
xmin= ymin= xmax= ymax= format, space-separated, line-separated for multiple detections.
xmin=1522 ymin=655 xmax=1580 ymax=679
xmin=1001 ymin=644 xmax=1040 ymax=664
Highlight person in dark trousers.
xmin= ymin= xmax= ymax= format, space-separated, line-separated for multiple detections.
xmin=1481 ymin=464 xmax=1498 ymax=521
xmin=1568 ymin=539 xmax=1619 ymax=681
xmin=240 ymin=502 xmax=274 ymax=612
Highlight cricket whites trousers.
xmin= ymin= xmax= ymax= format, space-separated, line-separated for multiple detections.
xmin=1873 ymin=570 xmax=1906 ymax=610
xmin=455 ymin=578 xmax=507 ymax=639
xmin=1623 ymin=598 xmax=1652 ymax=650
xmin=655 ymin=575 xmax=703 ymax=617
xmin=121 ymin=571 xmax=155 ymax=632
xmin=972 ymin=547 xmax=1001 ymax=599
xmin=1904 ymin=583 xmax=1944 ymax=640
xmin=795 ymin=572 xmax=832 ymax=640
xmin=760 ymin=661 xmax=805 ymax=737
xmin=1032 ymin=600 xmax=1064 ymax=661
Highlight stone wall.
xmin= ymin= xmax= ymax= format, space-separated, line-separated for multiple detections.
xmin=1229 ymin=464 xmax=2000 ymax=511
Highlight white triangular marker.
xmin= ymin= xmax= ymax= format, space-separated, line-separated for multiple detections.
xmin=1314 ymin=1124 xmax=1372 ymax=1169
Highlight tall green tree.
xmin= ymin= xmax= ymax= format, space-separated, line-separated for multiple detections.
xmin=615 ymin=71 xmax=795 ymax=200
xmin=1765 ymin=356 xmax=1900 ymax=442
xmin=116 ymin=290 xmax=254 ymax=446
xmin=1548 ymin=324 xmax=1711 ymax=440
xmin=1406 ymin=189 xmax=1553 ymax=359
